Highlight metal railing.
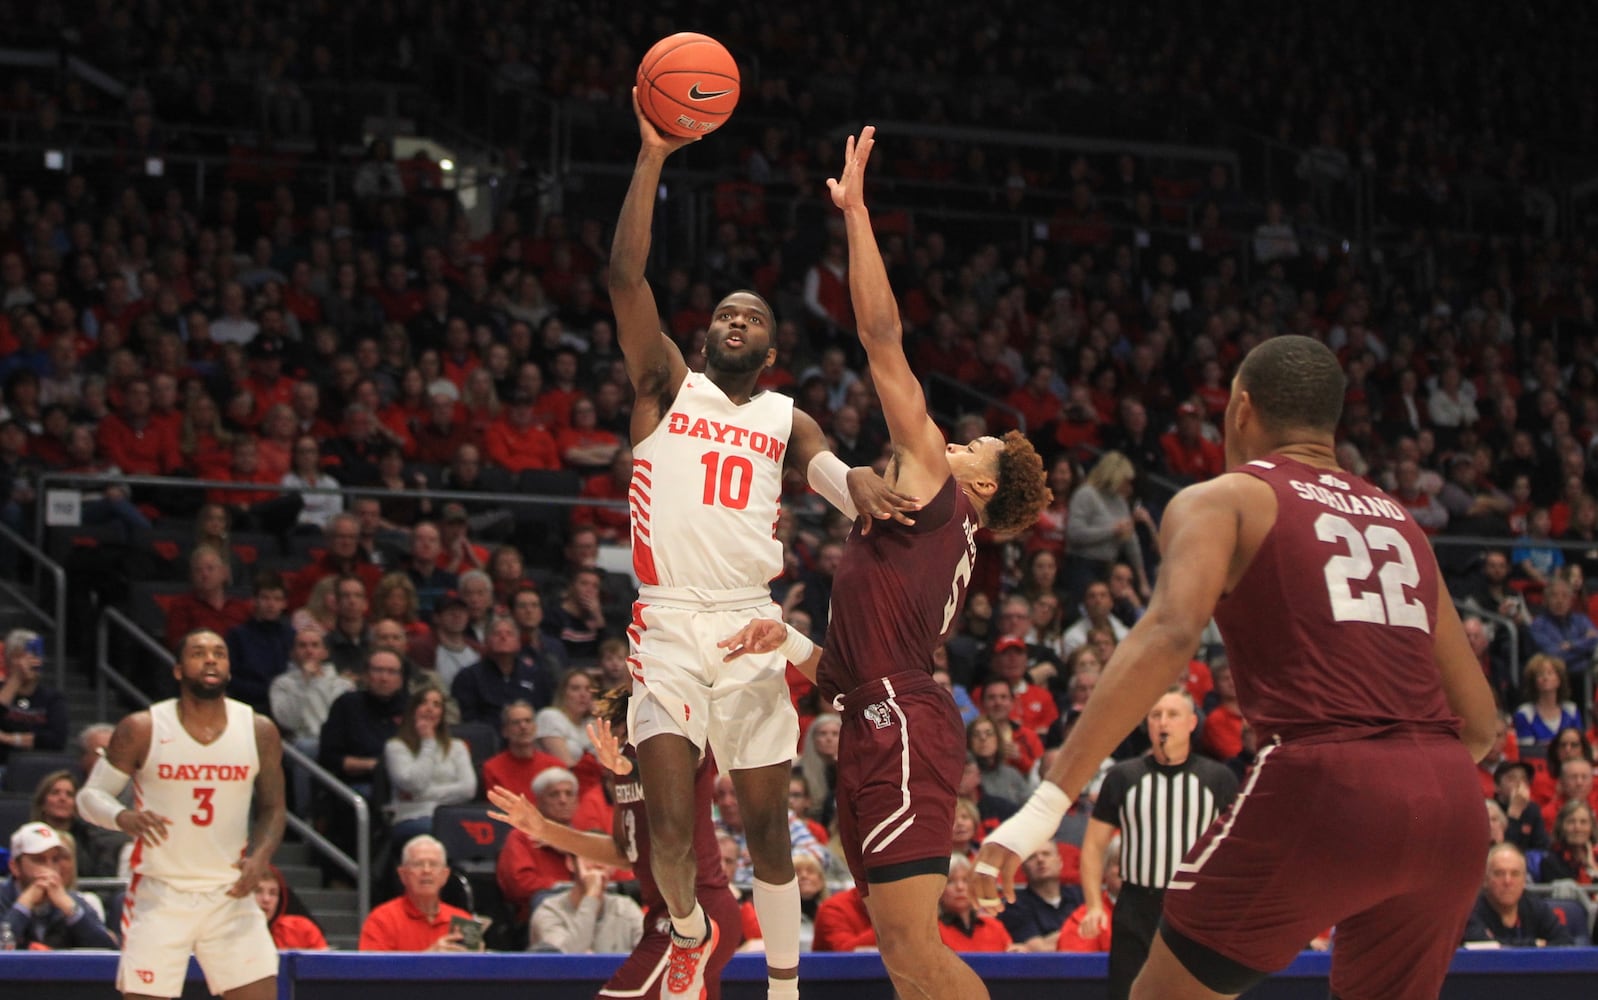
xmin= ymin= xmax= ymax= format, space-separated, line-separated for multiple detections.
xmin=95 ymin=608 xmax=373 ymax=926
xmin=32 ymin=471 xmax=627 ymax=552
xmin=1466 ymin=604 xmax=1523 ymax=693
xmin=0 ymin=521 xmax=69 ymax=688
xmin=924 ymin=371 xmax=1026 ymax=435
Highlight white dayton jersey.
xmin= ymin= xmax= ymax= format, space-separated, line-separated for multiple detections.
xmin=630 ymin=372 xmax=793 ymax=591
xmin=132 ymin=698 xmax=259 ymax=892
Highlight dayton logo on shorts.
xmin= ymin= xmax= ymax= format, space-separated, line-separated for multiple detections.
xmin=136 ymin=971 xmax=155 ymax=984
xmin=863 ymin=702 xmax=893 ymax=730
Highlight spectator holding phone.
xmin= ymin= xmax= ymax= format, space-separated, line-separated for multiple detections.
xmin=358 ymin=834 xmax=482 ymax=952
xmin=0 ymin=629 xmax=69 ymax=772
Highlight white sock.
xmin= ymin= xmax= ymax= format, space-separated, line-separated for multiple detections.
xmin=766 ymin=976 xmax=800 ymax=999
xmin=752 ymin=876 xmax=801 ymax=971
xmin=670 ymin=901 xmax=707 ymax=945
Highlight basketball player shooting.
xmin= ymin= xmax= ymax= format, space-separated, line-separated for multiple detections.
xmin=611 ymin=91 xmax=917 ymax=1000
xmin=973 ymin=336 xmax=1500 ymax=1000
xmin=78 ymin=628 xmax=286 ymax=1000
xmin=720 ymin=125 xmax=1051 ymax=1000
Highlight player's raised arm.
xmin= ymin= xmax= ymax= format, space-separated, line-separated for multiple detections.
xmin=828 ymin=127 xmax=947 ymax=477
xmin=610 ymin=89 xmax=696 ymax=419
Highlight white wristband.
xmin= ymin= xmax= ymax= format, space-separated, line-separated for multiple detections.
xmin=777 ymin=624 xmax=816 ymax=666
xmin=983 ymin=781 xmax=1071 ymax=860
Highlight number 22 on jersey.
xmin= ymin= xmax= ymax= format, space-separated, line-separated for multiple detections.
xmin=1315 ymin=512 xmax=1429 ymax=632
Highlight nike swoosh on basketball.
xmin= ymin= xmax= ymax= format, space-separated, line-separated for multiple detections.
xmin=687 ymin=82 xmax=733 ymax=101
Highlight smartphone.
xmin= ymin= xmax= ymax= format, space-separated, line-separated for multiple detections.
xmin=450 ymin=915 xmax=485 ymax=950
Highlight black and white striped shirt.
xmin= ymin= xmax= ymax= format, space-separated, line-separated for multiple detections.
xmin=1092 ymin=755 xmax=1239 ymax=889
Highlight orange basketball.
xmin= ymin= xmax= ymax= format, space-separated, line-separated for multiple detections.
xmin=636 ymin=32 xmax=741 ymax=139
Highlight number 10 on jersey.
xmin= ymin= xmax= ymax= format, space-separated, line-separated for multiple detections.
xmin=700 ymin=451 xmax=753 ymax=510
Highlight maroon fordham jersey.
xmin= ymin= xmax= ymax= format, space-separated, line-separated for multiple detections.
xmin=818 ymin=477 xmax=978 ymax=706
xmin=1213 ymin=456 xmax=1459 ymax=744
xmin=614 ymin=750 xmax=727 ymax=909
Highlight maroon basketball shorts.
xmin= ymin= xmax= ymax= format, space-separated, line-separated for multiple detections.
xmin=1161 ymin=731 xmax=1487 ymax=1000
xmin=599 ymin=887 xmax=741 ymax=1000
xmin=834 ymin=671 xmax=967 ymax=893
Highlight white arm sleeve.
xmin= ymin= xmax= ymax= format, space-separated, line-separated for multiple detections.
xmin=807 ymin=452 xmax=857 ymax=519
xmin=78 ymin=757 xmax=132 ymax=830
xmin=981 ymin=781 xmax=1072 ymax=862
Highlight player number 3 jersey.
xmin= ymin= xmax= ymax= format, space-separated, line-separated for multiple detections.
xmin=630 ymin=373 xmax=793 ymax=593
xmin=132 ymin=698 xmax=259 ymax=892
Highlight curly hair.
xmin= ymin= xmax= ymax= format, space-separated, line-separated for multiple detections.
xmin=983 ymin=430 xmax=1053 ymax=537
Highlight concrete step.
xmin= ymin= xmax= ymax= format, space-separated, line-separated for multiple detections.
xmin=275 ymin=863 xmax=323 ymax=886
xmin=295 ymin=888 xmax=356 ymax=912
xmin=318 ymin=912 xmax=362 ymax=942
xmin=275 ymin=841 xmax=312 ymax=867
xmin=327 ymin=934 xmax=359 ymax=951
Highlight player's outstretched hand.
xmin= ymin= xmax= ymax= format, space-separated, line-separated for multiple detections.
xmin=972 ymin=841 xmax=1023 ymax=910
xmin=826 ymin=125 xmax=877 ymax=211
xmin=587 ymin=719 xmax=634 ymax=776
xmin=718 ymin=618 xmax=789 ymax=661
xmin=487 ymin=786 xmax=548 ymax=841
xmin=632 ymin=87 xmax=701 ymax=157
xmin=116 ymin=809 xmax=173 ymax=847
xmin=845 ymin=467 xmax=920 ymax=535
xmin=228 ymin=852 xmax=272 ymax=898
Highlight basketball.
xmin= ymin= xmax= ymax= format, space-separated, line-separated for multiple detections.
xmin=635 ymin=32 xmax=741 ymax=139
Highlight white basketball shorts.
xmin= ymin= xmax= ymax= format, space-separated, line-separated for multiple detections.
xmin=117 ymin=875 xmax=278 ymax=997
xmin=627 ymin=594 xmax=799 ymax=772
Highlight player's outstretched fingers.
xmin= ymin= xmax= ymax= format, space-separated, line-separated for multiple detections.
xmin=971 ymin=857 xmax=1007 ymax=912
xmin=718 ymin=618 xmax=782 ymax=660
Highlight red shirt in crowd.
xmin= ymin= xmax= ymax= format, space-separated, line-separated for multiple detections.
xmin=812 ymin=887 xmax=877 ymax=952
xmin=1056 ymin=893 xmax=1114 ymax=952
xmin=1011 ymin=681 xmax=1059 ymax=738
xmin=484 ymin=420 xmax=559 ymax=472
xmin=480 ymin=749 xmax=568 ymax=799
xmin=570 ymin=473 xmax=631 ymax=543
xmin=1160 ymin=431 xmax=1225 ymax=481
xmin=357 ymin=895 xmax=472 ymax=951
xmin=163 ymin=592 xmax=253 ymax=652
xmin=496 ymin=834 xmax=574 ymax=923
xmin=937 ymin=912 xmax=1013 ymax=953
xmin=97 ymin=413 xmax=182 ymax=475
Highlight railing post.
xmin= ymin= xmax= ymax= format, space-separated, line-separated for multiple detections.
xmin=95 ymin=612 xmax=109 ymax=722
xmin=51 ymin=559 xmax=66 ymax=689
xmin=354 ymin=794 xmax=371 ymax=926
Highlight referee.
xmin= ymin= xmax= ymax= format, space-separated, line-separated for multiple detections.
xmin=1079 ymin=687 xmax=1238 ymax=1000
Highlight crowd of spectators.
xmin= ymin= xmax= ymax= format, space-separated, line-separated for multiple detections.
xmin=2 ymin=0 xmax=1598 ymax=956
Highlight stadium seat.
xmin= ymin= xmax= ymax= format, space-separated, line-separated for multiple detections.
xmin=431 ymin=804 xmax=510 ymax=874
xmin=450 ymin=722 xmax=499 ymax=786
xmin=0 ymin=796 xmax=33 ymax=839
xmin=1 ymin=751 xmax=80 ymax=793
xmin=1548 ymin=897 xmax=1593 ymax=938
xmin=516 ymin=469 xmax=583 ymax=498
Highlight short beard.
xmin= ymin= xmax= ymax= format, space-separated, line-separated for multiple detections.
xmin=705 ymin=341 xmax=767 ymax=375
xmin=185 ymin=677 xmax=227 ymax=700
